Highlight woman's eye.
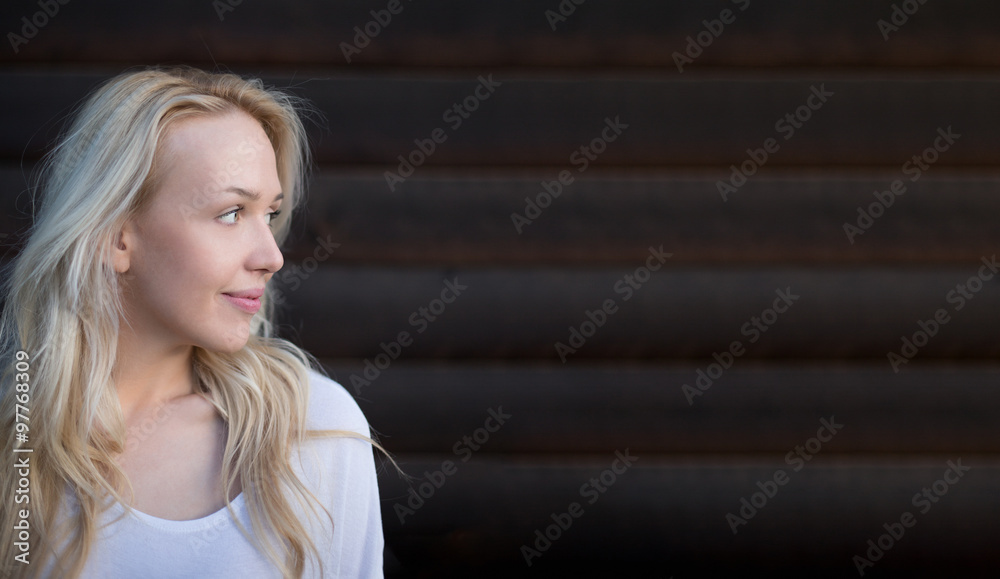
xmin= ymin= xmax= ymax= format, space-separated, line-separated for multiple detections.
xmin=218 ymin=207 xmax=240 ymax=224
xmin=218 ymin=206 xmax=278 ymax=226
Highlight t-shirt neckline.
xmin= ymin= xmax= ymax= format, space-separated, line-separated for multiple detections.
xmin=107 ymin=491 xmax=247 ymax=531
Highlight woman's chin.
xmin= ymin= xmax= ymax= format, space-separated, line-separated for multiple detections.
xmin=202 ymin=324 xmax=252 ymax=353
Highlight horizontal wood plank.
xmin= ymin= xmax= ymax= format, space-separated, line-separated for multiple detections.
xmin=294 ymin=170 xmax=1000 ymax=265
xmin=321 ymin=362 xmax=1000 ymax=454
xmin=277 ymin=266 xmax=1000 ymax=359
xmin=6 ymin=167 xmax=1000 ymax=266
xmin=2 ymin=71 xmax=997 ymax=167
xmin=377 ymin=455 xmax=1000 ymax=572
xmin=2 ymin=1 xmax=999 ymax=68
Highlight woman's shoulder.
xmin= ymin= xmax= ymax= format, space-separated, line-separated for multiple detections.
xmin=304 ymin=368 xmax=371 ymax=436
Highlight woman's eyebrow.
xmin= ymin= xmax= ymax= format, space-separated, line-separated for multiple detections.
xmin=222 ymin=186 xmax=284 ymax=203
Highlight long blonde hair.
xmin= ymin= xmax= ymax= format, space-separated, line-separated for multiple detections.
xmin=0 ymin=66 xmax=368 ymax=578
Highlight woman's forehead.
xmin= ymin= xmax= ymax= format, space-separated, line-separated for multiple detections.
xmin=161 ymin=111 xmax=272 ymax=158
xmin=154 ymin=112 xmax=280 ymax=198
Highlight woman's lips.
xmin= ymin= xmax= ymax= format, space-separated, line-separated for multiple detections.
xmin=223 ymin=293 xmax=261 ymax=314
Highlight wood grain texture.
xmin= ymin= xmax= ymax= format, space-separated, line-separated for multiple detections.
xmin=321 ymin=361 xmax=1000 ymax=454
xmin=293 ymin=170 xmax=1000 ymax=265
xmin=1 ymin=71 xmax=996 ymax=167
xmin=377 ymin=455 xmax=999 ymax=572
xmin=276 ymin=266 xmax=1000 ymax=359
xmin=2 ymin=1 xmax=999 ymax=68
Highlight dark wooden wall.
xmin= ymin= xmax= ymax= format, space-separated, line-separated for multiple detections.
xmin=3 ymin=1 xmax=1000 ymax=576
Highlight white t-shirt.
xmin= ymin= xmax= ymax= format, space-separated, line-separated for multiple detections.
xmin=48 ymin=370 xmax=384 ymax=578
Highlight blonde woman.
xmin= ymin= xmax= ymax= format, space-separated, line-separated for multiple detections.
xmin=0 ymin=67 xmax=385 ymax=578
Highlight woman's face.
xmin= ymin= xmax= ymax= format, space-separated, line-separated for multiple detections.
xmin=117 ymin=111 xmax=284 ymax=354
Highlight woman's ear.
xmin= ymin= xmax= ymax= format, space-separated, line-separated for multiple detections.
xmin=111 ymin=222 xmax=135 ymax=274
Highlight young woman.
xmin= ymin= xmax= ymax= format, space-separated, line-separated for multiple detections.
xmin=0 ymin=67 xmax=385 ymax=578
